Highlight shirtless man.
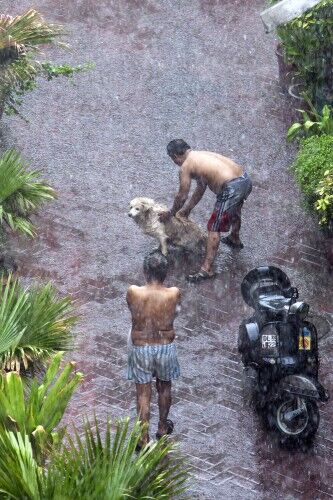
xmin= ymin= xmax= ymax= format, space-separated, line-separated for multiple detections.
xmin=160 ymin=139 xmax=252 ymax=282
xmin=126 ymin=250 xmax=181 ymax=448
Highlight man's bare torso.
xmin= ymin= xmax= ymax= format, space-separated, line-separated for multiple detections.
xmin=182 ymin=151 xmax=243 ymax=194
xmin=127 ymin=284 xmax=180 ymax=346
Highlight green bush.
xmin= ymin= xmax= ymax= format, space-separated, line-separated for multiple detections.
xmin=315 ymin=169 xmax=333 ymax=225
xmin=291 ymin=135 xmax=333 ymax=200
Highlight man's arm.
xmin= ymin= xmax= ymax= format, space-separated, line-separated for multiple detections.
xmin=170 ymin=169 xmax=191 ymax=216
xmin=175 ymin=288 xmax=181 ymax=316
xmin=126 ymin=286 xmax=135 ymax=309
xmin=178 ymin=179 xmax=206 ymax=217
xmin=159 ymin=169 xmax=191 ymax=222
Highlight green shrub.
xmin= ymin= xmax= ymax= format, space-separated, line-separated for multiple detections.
xmin=277 ymin=0 xmax=333 ymax=105
xmin=315 ymin=169 xmax=333 ymax=225
xmin=291 ymin=135 xmax=333 ymax=202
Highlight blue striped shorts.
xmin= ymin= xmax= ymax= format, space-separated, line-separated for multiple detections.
xmin=127 ymin=342 xmax=180 ymax=384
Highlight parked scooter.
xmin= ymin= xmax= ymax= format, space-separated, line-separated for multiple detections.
xmin=238 ymin=266 xmax=329 ymax=444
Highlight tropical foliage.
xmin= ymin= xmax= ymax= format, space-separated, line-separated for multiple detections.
xmin=45 ymin=418 xmax=189 ymax=499
xmin=287 ymin=104 xmax=333 ymax=141
xmin=276 ymin=0 xmax=333 ymax=106
xmin=0 ymin=149 xmax=56 ymax=238
xmin=291 ymin=135 xmax=333 ymax=226
xmin=291 ymin=135 xmax=333 ymax=199
xmin=0 ymin=352 xmax=83 ymax=464
xmin=0 ymin=275 xmax=76 ymax=372
xmin=315 ymin=169 xmax=333 ymax=225
xmin=0 ymin=418 xmax=189 ymax=499
xmin=0 ymin=9 xmax=87 ymax=117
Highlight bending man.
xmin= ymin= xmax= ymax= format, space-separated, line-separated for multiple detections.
xmin=160 ymin=139 xmax=252 ymax=282
xmin=126 ymin=250 xmax=181 ymax=449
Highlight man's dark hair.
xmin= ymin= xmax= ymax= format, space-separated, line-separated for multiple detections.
xmin=167 ymin=139 xmax=191 ymax=157
xmin=143 ymin=250 xmax=168 ymax=283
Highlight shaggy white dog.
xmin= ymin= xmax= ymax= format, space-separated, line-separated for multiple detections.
xmin=128 ymin=197 xmax=207 ymax=255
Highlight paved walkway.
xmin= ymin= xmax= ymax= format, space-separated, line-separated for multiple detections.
xmin=1 ymin=0 xmax=333 ymax=498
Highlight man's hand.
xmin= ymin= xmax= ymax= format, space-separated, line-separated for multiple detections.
xmin=159 ymin=210 xmax=172 ymax=223
xmin=176 ymin=208 xmax=190 ymax=219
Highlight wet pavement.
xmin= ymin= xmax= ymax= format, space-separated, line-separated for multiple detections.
xmin=1 ymin=0 xmax=333 ymax=498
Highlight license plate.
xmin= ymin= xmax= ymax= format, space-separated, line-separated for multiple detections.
xmin=262 ymin=334 xmax=277 ymax=349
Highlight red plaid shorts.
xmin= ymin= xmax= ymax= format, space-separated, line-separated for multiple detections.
xmin=207 ymin=203 xmax=242 ymax=232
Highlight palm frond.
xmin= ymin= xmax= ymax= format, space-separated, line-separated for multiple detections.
xmin=0 ymin=429 xmax=42 ymax=500
xmin=0 ymin=354 xmax=83 ymax=464
xmin=0 ymin=274 xmax=29 ymax=357
xmin=45 ymin=418 xmax=189 ymax=499
xmin=0 ymin=10 xmax=64 ymax=51
xmin=0 ymin=149 xmax=56 ymax=237
xmin=0 ymin=276 xmax=77 ymax=372
xmin=11 ymin=285 xmax=76 ymax=371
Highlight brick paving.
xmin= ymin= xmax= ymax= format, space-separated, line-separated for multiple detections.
xmin=1 ymin=0 xmax=333 ymax=498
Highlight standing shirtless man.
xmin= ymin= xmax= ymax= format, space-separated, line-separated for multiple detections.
xmin=126 ymin=250 xmax=181 ymax=449
xmin=159 ymin=139 xmax=252 ymax=282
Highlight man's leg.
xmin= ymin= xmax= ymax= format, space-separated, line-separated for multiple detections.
xmin=201 ymin=231 xmax=220 ymax=274
xmin=228 ymin=205 xmax=242 ymax=245
xmin=136 ymin=382 xmax=152 ymax=445
xmin=156 ymin=378 xmax=172 ymax=435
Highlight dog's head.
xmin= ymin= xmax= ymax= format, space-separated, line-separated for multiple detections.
xmin=128 ymin=197 xmax=155 ymax=220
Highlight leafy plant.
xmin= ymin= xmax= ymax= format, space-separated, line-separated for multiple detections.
xmin=287 ymin=103 xmax=333 ymax=140
xmin=0 ymin=274 xmax=30 ymax=360
xmin=0 ymin=430 xmax=42 ymax=499
xmin=0 ymin=9 xmax=88 ymax=117
xmin=0 ymin=352 xmax=83 ymax=464
xmin=45 ymin=418 xmax=189 ymax=499
xmin=315 ymin=169 xmax=333 ymax=225
xmin=0 ymin=419 xmax=189 ymax=499
xmin=0 ymin=275 xmax=76 ymax=372
xmin=0 ymin=149 xmax=56 ymax=238
xmin=291 ymin=135 xmax=333 ymax=200
xmin=277 ymin=0 xmax=333 ymax=104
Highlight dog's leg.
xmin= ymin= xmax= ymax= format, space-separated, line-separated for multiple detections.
xmin=159 ymin=235 xmax=168 ymax=256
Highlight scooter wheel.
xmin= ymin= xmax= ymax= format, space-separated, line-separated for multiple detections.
xmin=269 ymin=397 xmax=319 ymax=445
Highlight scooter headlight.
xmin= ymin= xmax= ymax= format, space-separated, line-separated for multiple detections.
xmin=289 ymin=301 xmax=309 ymax=320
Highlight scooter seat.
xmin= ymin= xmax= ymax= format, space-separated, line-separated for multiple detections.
xmin=258 ymin=294 xmax=291 ymax=311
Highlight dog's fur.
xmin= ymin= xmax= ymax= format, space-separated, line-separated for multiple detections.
xmin=128 ymin=197 xmax=207 ymax=255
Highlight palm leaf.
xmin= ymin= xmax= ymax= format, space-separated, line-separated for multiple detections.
xmin=0 ymin=354 xmax=83 ymax=464
xmin=0 ymin=274 xmax=29 ymax=357
xmin=44 ymin=418 xmax=189 ymax=499
xmin=0 ymin=429 xmax=41 ymax=500
xmin=3 ymin=287 xmax=76 ymax=372
xmin=0 ymin=276 xmax=77 ymax=372
xmin=0 ymin=10 xmax=64 ymax=51
xmin=0 ymin=149 xmax=56 ymax=238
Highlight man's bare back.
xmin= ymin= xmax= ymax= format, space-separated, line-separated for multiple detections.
xmin=181 ymin=150 xmax=243 ymax=194
xmin=126 ymin=284 xmax=180 ymax=346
